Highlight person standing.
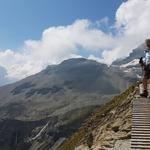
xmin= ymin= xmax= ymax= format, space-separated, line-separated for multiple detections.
xmin=139 ymin=39 xmax=150 ymax=97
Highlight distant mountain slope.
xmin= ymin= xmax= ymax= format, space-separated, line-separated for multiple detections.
xmin=112 ymin=45 xmax=144 ymax=66
xmin=0 ymin=58 xmax=136 ymax=150
xmin=112 ymin=45 xmax=145 ymax=80
xmin=0 ymin=58 xmax=134 ymax=120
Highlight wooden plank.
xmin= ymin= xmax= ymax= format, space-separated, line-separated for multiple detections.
xmin=131 ymin=145 xmax=150 ymax=148
xmin=132 ymin=129 xmax=150 ymax=131
xmin=132 ymin=137 xmax=150 ymax=140
xmin=131 ymin=139 xmax=150 ymax=142
xmin=131 ymin=142 xmax=150 ymax=146
xmin=132 ymin=115 xmax=150 ymax=116
xmin=132 ymin=118 xmax=150 ymax=119
xmin=132 ymin=126 xmax=150 ymax=128
xmin=132 ymin=117 xmax=150 ymax=121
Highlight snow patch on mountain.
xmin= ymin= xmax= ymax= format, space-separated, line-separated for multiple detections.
xmin=120 ymin=59 xmax=139 ymax=68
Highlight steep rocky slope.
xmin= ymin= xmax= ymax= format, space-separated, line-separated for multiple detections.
xmin=58 ymin=85 xmax=136 ymax=150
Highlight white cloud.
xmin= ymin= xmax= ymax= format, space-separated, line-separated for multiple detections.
xmin=0 ymin=19 xmax=115 ymax=82
xmin=0 ymin=66 xmax=9 ymax=86
xmin=101 ymin=0 xmax=150 ymax=64
xmin=0 ymin=0 xmax=150 ymax=85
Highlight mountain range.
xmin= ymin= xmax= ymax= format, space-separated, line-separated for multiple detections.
xmin=0 ymin=46 xmax=143 ymax=150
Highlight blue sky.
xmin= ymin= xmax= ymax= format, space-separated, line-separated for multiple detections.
xmin=0 ymin=0 xmax=125 ymax=50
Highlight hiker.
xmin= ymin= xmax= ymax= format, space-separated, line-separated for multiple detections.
xmin=139 ymin=39 xmax=150 ymax=97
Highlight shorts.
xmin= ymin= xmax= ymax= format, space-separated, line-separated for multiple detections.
xmin=144 ymin=64 xmax=150 ymax=78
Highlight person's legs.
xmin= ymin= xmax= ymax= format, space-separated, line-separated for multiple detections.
xmin=143 ymin=76 xmax=148 ymax=91
xmin=140 ymin=75 xmax=149 ymax=97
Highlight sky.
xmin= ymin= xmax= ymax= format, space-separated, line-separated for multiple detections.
xmin=0 ymin=0 xmax=124 ymax=50
xmin=0 ymin=0 xmax=150 ymax=86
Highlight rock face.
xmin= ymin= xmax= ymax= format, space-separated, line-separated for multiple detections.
xmin=89 ymin=95 xmax=132 ymax=150
xmin=0 ymin=119 xmax=47 ymax=150
xmin=58 ymin=86 xmax=135 ymax=150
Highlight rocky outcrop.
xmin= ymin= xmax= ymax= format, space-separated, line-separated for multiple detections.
xmin=58 ymin=85 xmax=135 ymax=150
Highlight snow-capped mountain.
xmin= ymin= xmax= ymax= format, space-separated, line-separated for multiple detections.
xmin=112 ymin=45 xmax=146 ymax=79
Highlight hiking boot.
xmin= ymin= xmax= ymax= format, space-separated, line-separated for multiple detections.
xmin=140 ymin=90 xmax=148 ymax=98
